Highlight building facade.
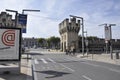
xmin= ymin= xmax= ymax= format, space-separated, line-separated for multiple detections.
xmin=59 ymin=17 xmax=80 ymax=52
xmin=78 ymin=36 xmax=120 ymax=53
xmin=0 ymin=12 xmax=15 ymax=27
xmin=23 ymin=37 xmax=39 ymax=48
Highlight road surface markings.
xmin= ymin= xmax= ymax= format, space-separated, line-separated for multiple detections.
xmin=109 ymin=68 xmax=120 ymax=73
xmin=82 ymin=62 xmax=120 ymax=73
xmin=60 ymin=64 xmax=75 ymax=72
xmin=82 ymin=62 xmax=100 ymax=67
xmin=41 ymin=58 xmax=48 ymax=64
xmin=82 ymin=75 xmax=92 ymax=80
xmin=66 ymin=57 xmax=79 ymax=62
xmin=48 ymin=58 xmax=56 ymax=63
xmin=34 ymin=59 xmax=39 ymax=64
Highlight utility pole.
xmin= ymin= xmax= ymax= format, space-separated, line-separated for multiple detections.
xmin=70 ymin=15 xmax=85 ymax=56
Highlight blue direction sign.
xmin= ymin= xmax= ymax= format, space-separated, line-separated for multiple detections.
xmin=18 ymin=14 xmax=27 ymax=33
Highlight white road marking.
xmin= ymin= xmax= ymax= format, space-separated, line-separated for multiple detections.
xmin=34 ymin=59 xmax=39 ymax=64
xmin=82 ymin=75 xmax=92 ymax=80
xmin=41 ymin=58 xmax=48 ymax=64
xmin=83 ymin=62 xmax=120 ymax=73
xmin=109 ymin=68 xmax=120 ymax=73
xmin=48 ymin=58 xmax=56 ymax=63
xmin=60 ymin=64 xmax=75 ymax=72
xmin=66 ymin=58 xmax=78 ymax=61
xmin=82 ymin=62 xmax=100 ymax=67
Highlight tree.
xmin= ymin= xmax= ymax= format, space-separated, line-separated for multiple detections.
xmin=38 ymin=38 xmax=45 ymax=47
xmin=87 ymin=36 xmax=98 ymax=41
xmin=47 ymin=36 xmax=60 ymax=49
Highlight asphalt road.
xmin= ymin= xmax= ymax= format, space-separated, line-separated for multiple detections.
xmin=30 ymin=49 xmax=120 ymax=80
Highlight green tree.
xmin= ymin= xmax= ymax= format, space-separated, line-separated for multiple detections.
xmin=38 ymin=38 xmax=45 ymax=47
xmin=47 ymin=36 xmax=60 ymax=49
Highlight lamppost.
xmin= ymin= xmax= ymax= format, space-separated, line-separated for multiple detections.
xmin=21 ymin=9 xmax=40 ymax=60
xmin=70 ymin=15 xmax=85 ymax=56
xmin=99 ymin=23 xmax=116 ymax=59
xmin=22 ymin=9 xmax=40 ymax=14
xmin=84 ymin=31 xmax=88 ymax=55
xmin=6 ymin=9 xmax=18 ymax=28
xmin=21 ymin=9 xmax=40 ymax=33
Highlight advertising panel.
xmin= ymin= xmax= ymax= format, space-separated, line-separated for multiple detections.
xmin=18 ymin=14 xmax=27 ymax=33
xmin=105 ymin=26 xmax=111 ymax=41
xmin=0 ymin=27 xmax=21 ymax=61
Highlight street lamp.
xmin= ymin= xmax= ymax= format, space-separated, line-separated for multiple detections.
xmin=22 ymin=9 xmax=40 ymax=14
xmin=6 ymin=9 xmax=18 ymax=28
xmin=21 ymin=9 xmax=40 ymax=33
xmin=70 ymin=15 xmax=85 ymax=56
xmin=99 ymin=23 xmax=116 ymax=59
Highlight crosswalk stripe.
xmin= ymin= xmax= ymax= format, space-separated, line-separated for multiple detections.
xmin=48 ymin=58 xmax=56 ymax=63
xmin=41 ymin=58 xmax=48 ymax=64
xmin=34 ymin=59 xmax=39 ymax=64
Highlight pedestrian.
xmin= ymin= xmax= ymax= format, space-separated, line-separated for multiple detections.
xmin=65 ymin=49 xmax=68 ymax=55
xmin=73 ymin=48 xmax=76 ymax=55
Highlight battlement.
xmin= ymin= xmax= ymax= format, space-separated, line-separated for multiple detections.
xmin=59 ymin=17 xmax=80 ymax=34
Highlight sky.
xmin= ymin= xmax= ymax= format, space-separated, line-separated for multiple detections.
xmin=0 ymin=0 xmax=120 ymax=39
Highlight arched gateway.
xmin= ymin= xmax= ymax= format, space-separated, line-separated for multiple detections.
xmin=59 ymin=17 xmax=80 ymax=52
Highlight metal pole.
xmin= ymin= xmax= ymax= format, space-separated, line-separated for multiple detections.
xmin=15 ymin=12 xmax=18 ymax=28
xmin=109 ymin=25 xmax=113 ymax=59
xmin=21 ymin=9 xmax=40 ymax=61
xmin=84 ymin=31 xmax=88 ymax=55
xmin=81 ymin=18 xmax=84 ymax=56
xmin=69 ymin=15 xmax=84 ymax=56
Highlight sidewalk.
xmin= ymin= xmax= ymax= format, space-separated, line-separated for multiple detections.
xmin=77 ymin=53 xmax=120 ymax=65
xmin=0 ymin=54 xmax=32 ymax=80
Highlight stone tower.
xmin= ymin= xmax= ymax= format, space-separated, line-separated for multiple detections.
xmin=59 ymin=17 xmax=80 ymax=52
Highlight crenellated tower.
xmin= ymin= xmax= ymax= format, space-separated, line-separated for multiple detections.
xmin=59 ymin=17 xmax=80 ymax=52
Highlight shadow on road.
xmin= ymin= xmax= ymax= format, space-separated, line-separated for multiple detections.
xmin=25 ymin=52 xmax=44 ymax=55
xmin=0 ymin=73 xmax=32 ymax=80
xmin=38 ymin=70 xmax=71 ymax=78
xmin=22 ymin=52 xmax=44 ymax=60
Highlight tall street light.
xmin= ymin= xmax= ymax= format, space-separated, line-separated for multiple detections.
xmin=99 ymin=23 xmax=116 ymax=59
xmin=21 ymin=9 xmax=40 ymax=33
xmin=21 ymin=9 xmax=40 ymax=61
xmin=6 ymin=9 xmax=18 ymax=28
xmin=70 ymin=15 xmax=84 ymax=56
xmin=22 ymin=9 xmax=40 ymax=14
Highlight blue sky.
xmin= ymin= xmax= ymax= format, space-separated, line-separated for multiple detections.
xmin=0 ymin=0 xmax=120 ymax=39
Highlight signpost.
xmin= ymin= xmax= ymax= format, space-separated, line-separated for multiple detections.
xmin=0 ymin=27 xmax=21 ymax=74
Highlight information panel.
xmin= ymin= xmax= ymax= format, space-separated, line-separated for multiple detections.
xmin=105 ymin=26 xmax=111 ymax=41
xmin=18 ymin=14 xmax=27 ymax=33
xmin=0 ymin=27 xmax=21 ymax=61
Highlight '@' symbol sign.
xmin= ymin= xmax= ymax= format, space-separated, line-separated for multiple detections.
xmin=2 ymin=30 xmax=15 ymax=46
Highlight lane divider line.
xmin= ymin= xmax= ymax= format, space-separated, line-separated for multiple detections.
xmin=82 ymin=75 xmax=92 ymax=80
xmin=34 ymin=59 xmax=39 ymax=64
xmin=48 ymin=58 xmax=56 ymax=63
xmin=60 ymin=64 xmax=75 ymax=72
xmin=41 ymin=58 xmax=48 ymax=64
